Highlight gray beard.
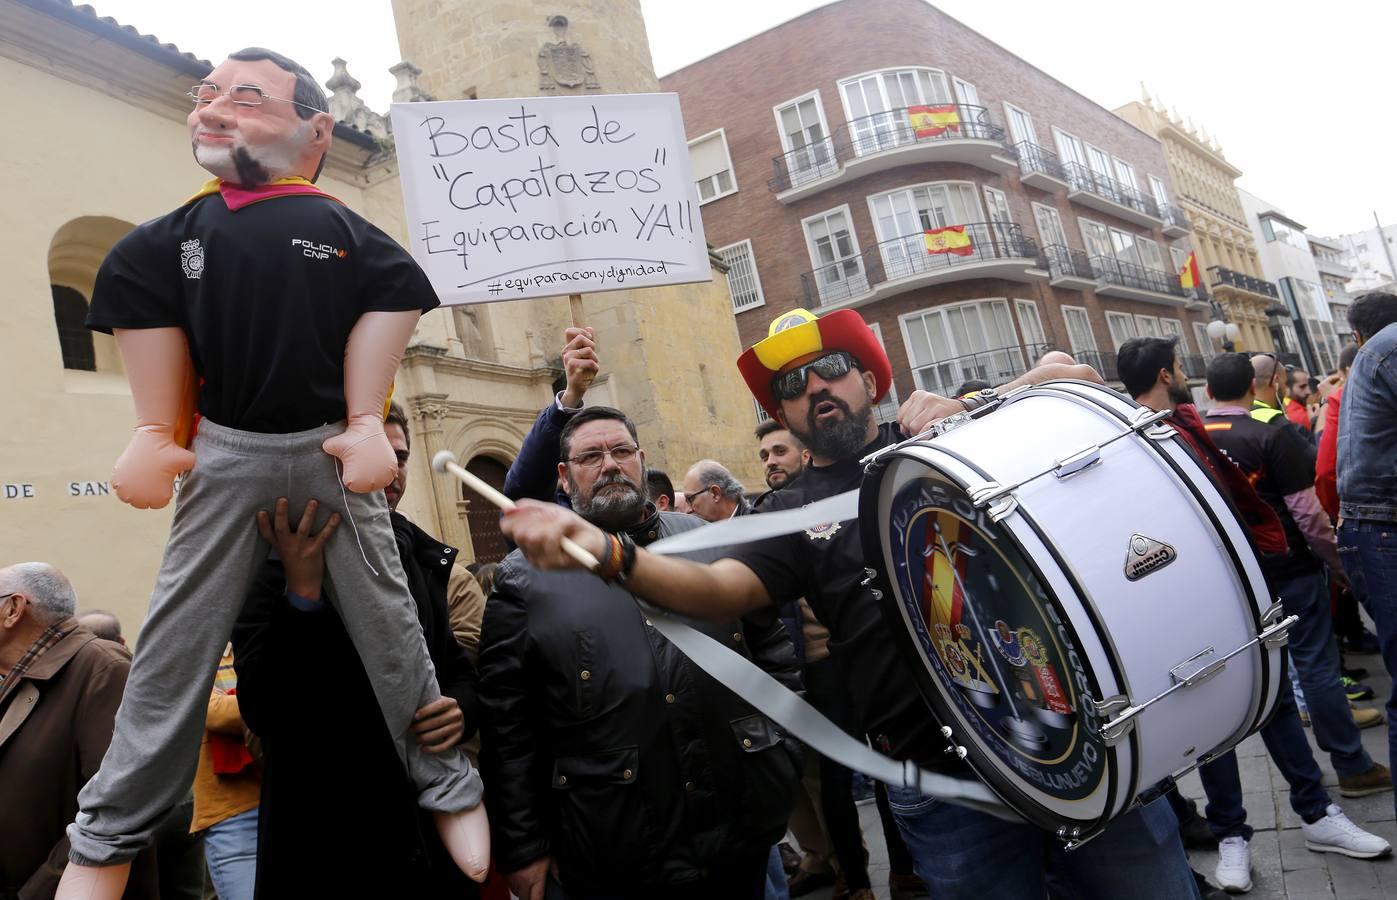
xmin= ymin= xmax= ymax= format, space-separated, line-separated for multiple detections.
xmin=571 ymin=474 xmax=646 ymax=530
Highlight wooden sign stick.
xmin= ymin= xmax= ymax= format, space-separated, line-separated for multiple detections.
xmin=569 ymin=293 xmax=585 ymax=328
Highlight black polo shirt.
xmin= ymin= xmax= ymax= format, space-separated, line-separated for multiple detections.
xmin=727 ymin=423 xmax=959 ymax=770
xmin=86 ymin=193 xmax=439 ymax=433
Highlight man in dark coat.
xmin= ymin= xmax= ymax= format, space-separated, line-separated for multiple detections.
xmin=480 ymin=407 xmax=802 ymax=900
xmin=232 ymin=409 xmax=481 ymax=899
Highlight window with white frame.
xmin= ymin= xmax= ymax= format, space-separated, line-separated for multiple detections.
xmin=900 ymin=299 xmax=1022 ymax=395
xmin=689 ymin=130 xmax=737 ymax=204
xmin=1005 ymin=103 xmax=1036 ymax=145
xmin=1105 ymin=311 xmax=1140 ymax=349
xmin=1054 ymin=128 xmax=1086 ymax=167
xmin=840 ymin=68 xmax=952 ymax=155
xmin=1061 ymin=306 xmax=1097 ymax=354
xmin=1159 ymin=318 xmax=1185 ymax=344
xmin=1080 ymin=219 xmax=1112 ymax=259
xmin=1193 ymin=322 xmax=1218 ymax=359
xmin=984 ymin=187 xmax=1012 ymax=225
xmin=775 ymin=93 xmax=832 ymax=181
xmin=1085 ymin=143 xmax=1113 ymax=181
xmin=869 ymin=322 xmax=900 ymax=423
xmin=803 ymin=207 xmax=864 ymax=302
xmin=1033 ymin=203 xmax=1067 ymax=247
xmin=1134 ymin=314 xmax=1162 ymax=338
xmin=1136 ymin=237 xmax=1166 ymax=272
xmin=1110 ymin=228 xmax=1140 ymax=266
xmin=1015 ymin=299 xmax=1047 ymax=349
xmin=1113 ymin=158 xmax=1138 ymax=191
xmin=952 ymin=77 xmax=979 ymax=107
xmin=869 ymin=182 xmax=982 ymax=242
xmin=753 ymin=398 xmax=771 ymax=425
xmin=718 ymin=240 xmax=765 ymax=312
xmin=1149 ymin=175 xmax=1170 ymax=209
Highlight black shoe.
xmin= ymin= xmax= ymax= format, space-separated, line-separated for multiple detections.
xmin=778 ymin=842 xmax=801 ymax=876
xmin=1343 ymin=630 xmax=1382 ymax=654
xmin=787 ymin=868 xmax=836 ymax=898
xmin=1193 ymin=870 xmax=1227 ymax=900
xmin=1343 ymin=663 xmax=1371 ymax=680
xmin=1180 ymin=809 xmax=1219 ymax=850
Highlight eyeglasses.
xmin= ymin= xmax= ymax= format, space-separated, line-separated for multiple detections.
xmin=566 ymin=444 xmax=640 ymax=469
xmin=771 ymin=352 xmax=858 ymax=402
xmin=683 ymin=488 xmax=711 ymax=505
xmin=189 ymin=82 xmax=325 ymax=115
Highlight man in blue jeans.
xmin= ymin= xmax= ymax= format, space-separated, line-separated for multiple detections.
xmin=1337 ymin=291 xmax=1397 ymax=823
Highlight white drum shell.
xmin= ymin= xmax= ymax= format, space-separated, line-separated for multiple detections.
xmin=873 ymin=381 xmax=1278 ymax=830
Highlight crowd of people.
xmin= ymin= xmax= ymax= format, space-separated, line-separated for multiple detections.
xmin=7 ymin=42 xmax=1397 ymax=900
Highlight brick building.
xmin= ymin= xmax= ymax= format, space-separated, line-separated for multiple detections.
xmin=660 ymin=0 xmax=1211 ymax=414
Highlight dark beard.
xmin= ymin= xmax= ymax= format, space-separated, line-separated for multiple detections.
xmin=570 ymin=472 xmax=646 ymax=530
xmin=232 ymin=146 xmax=271 ymax=187
xmin=1167 ymin=380 xmax=1193 ymax=406
xmin=789 ymin=392 xmax=874 ymax=461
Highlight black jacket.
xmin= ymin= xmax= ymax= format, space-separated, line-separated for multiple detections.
xmin=478 ymin=508 xmax=802 ymax=893
xmin=233 ymin=512 xmax=480 ymax=900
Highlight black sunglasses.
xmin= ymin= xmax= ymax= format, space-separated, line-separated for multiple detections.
xmin=772 ymin=351 xmax=858 ymax=402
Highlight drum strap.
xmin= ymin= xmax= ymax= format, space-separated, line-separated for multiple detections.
xmin=646 ymin=489 xmax=1019 ymax=820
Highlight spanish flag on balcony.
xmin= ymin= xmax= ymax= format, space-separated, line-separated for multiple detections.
xmin=924 ymin=225 xmax=975 ymax=257
xmin=907 ymin=104 xmax=961 ymax=138
xmin=1179 ymin=251 xmax=1203 ymax=291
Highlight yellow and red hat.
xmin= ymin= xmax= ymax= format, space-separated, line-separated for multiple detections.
xmin=737 ymin=309 xmax=893 ymax=420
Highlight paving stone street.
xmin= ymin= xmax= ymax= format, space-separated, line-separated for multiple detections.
xmin=803 ymin=645 xmax=1396 ymax=899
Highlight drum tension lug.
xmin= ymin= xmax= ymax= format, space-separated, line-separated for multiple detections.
xmin=1085 ymin=694 xmax=1136 ymax=747
xmin=1053 ymin=445 xmax=1102 ymax=480
xmin=969 ymin=482 xmax=1018 ymax=522
xmin=938 ymin=725 xmax=968 ymax=760
xmin=860 ymin=567 xmax=877 ymax=587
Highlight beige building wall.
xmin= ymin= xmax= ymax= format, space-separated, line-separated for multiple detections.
xmin=1115 ymin=97 xmax=1276 ymax=353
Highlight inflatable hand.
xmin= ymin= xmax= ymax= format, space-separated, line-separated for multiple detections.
xmin=56 ymin=861 xmax=131 ymax=900
xmin=111 ymin=327 xmax=200 ymax=510
xmin=113 ymin=428 xmax=197 ymax=508
xmin=326 ymin=310 xmax=420 ymax=493
xmin=322 ymin=415 xmax=397 ymax=493
xmin=433 ymin=804 xmax=492 ymax=883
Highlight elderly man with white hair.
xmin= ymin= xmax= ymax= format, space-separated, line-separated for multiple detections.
xmin=0 ymin=562 xmax=159 ymax=898
xmin=681 ymin=459 xmax=752 ymax=522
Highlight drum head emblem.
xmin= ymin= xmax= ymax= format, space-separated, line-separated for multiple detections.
xmin=888 ymin=475 xmax=1105 ymax=805
xmin=1124 ymin=533 xmax=1177 ymax=581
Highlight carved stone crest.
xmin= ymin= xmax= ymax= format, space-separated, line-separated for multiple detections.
xmin=537 ymin=15 xmax=600 ymax=92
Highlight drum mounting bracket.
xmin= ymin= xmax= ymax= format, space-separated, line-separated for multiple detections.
xmin=1084 ymin=693 xmax=1135 ymax=747
xmin=1128 ymin=406 xmax=1175 ymax=441
xmin=969 ymin=482 xmax=1018 ymax=522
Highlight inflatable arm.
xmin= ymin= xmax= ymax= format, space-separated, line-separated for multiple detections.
xmin=110 ymin=327 xmax=199 ymax=509
xmin=322 ymin=310 xmax=420 ymax=492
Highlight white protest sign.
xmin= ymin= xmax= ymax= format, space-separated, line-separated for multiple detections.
xmin=390 ymin=93 xmax=710 ymax=306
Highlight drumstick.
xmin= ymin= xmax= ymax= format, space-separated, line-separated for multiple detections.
xmin=431 ymin=450 xmax=601 ymax=570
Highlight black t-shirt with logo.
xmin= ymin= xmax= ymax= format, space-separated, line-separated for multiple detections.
xmin=1203 ymin=411 xmax=1320 ymax=577
xmin=87 ymin=194 xmax=440 ymax=433
xmin=727 ymin=422 xmax=960 ymax=771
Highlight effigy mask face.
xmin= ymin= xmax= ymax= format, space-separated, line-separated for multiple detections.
xmin=187 ymin=57 xmax=329 ymax=186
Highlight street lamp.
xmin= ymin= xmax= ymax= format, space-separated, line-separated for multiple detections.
xmin=1206 ymin=300 xmax=1240 ymax=353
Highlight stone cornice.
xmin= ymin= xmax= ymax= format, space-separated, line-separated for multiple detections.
xmin=402 ymin=343 xmax=560 ymax=384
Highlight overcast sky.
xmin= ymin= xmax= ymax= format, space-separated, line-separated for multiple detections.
xmin=89 ymin=0 xmax=1392 ymax=236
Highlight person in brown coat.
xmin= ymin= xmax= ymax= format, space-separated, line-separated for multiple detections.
xmin=0 ymin=562 xmax=157 ymax=900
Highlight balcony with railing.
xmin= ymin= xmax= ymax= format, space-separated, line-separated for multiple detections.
xmin=768 ymin=104 xmax=1018 ymax=202
xmin=1012 ymin=141 xmax=1070 ymax=192
xmin=798 ymin=222 xmax=1040 ymax=309
xmin=1208 ymin=265 xmax=1279 ymax=300
xmin=1062 ymin=161 xmax=1164 ymax=228
xmin=1041 ymin=244 xmax=1097 ymax=290
xmin=1161 ymin=203 xmax=1191 ymax=238
xmin=1071 ymin=349 xmax=1120 ymax=383
xmin=911 ymin=342 xmax=1054 ymax=398
xmin=1089 ymin=255 xmax=1189 ymax=304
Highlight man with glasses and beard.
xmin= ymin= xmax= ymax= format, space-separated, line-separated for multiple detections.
xmin=500 ymin=309 xmax=1204 ymax=899
xmin=478 ymin=407 xmax=802 ymax=900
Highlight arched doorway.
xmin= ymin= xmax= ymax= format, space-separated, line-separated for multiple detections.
xmin=48 ymin=216 xmax=135 ymax=375
xmin=461 ymin=456 xmax=512 ymax=564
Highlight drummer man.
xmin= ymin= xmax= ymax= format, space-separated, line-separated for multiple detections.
xmin=1119 ymin=337 xmax=1391 ymax=893
xmin=501 ymin=309 xmax=1203 ymax=900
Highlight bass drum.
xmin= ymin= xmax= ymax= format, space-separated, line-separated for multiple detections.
xmin=860 ymin=380 xmax=1286 ymax=840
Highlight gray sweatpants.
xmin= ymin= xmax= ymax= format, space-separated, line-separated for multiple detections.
xmin=68 ymin=420 xmax=483 ymax=866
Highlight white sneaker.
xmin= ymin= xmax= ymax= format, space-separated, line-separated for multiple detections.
xmin=1214 ymin=835 xmax=1252 ymax=893
xmin=1302 ymin=804 xmax=1393 ymax=858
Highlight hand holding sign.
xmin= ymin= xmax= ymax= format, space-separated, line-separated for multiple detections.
xmin=390 ymin=94 xmax=710 ymax=305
